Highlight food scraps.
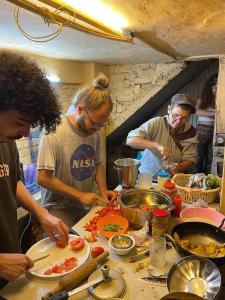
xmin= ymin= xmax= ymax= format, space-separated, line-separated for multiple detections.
xmin=70 ymin=237 xmax=85 ymax=251
xmin=91 ymin=246 xmax=104 ymax=258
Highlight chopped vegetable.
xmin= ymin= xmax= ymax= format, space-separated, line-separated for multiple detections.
xmin=56 ymin=240 xmax=66 ymax=248
xmin=91 ymin=246 xmax=104 ymax=258
xmin=70 ymin=237 xmax=85 ymax=251
xmin=83 ymin=204 xmax=121 ymax=241
xmin=44 ymin=257 xmax=77 ymax=275
xmin=103 ymin=223 xmax=123 ymax=232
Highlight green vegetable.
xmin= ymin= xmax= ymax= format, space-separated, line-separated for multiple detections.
xmin=205 ymin=174 xmax=220 ymax=189
xmin=103 ymin=223 xmax=123 ymax=232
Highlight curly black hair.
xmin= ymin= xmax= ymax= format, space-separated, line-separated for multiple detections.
xmin=0 ymin=51 xmax=61 ymax=133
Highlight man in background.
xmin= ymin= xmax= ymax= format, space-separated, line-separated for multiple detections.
xmin=127 ymin=94 xmax=197 ymax=175
xmin=0 ymin=51 xmax=69 ymax=288
xmin=37 ymin=74 xmax=117 ymax=228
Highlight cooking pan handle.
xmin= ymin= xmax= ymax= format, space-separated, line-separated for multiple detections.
xmin=218 ymin=218 xmax=225 ymax=229
xmin=165 ymin=233 xmax=180 ymax=254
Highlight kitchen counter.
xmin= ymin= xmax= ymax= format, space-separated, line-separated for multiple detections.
xmin=0 ymin=206 xmax=178 ymax=300
xmin=1 ymin=202 xmax=225 ymax=300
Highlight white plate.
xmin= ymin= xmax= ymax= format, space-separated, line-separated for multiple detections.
xmin=26 ymin=234 xmax=90 ymax=278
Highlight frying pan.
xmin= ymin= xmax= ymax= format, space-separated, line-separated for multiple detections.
xmin=167 ymin=218 xmax=225 ymax=265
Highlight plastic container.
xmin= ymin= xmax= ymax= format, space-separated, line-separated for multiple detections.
xmin=152 ymin=208 xmax=169 ymax=236
xmin=162 ymin=182 xmax=177 ymax=198
xmin=172 ymin=195 xmax=183 ymax=217
xmin=157 ymin=170 xmax=170 ymax=191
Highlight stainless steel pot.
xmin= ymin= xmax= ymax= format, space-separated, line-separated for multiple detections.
xmin=119 ymin=189 xmax=173 ymax=229
xmin=114 ymin=158 xmax=140 ymax=188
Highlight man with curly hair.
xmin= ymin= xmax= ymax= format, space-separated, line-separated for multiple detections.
xmin=0 ymin=51 xmax=69 ymax=288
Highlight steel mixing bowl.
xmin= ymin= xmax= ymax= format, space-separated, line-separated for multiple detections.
xmin=119 ymin=189 xmax=173 ymax=229
xmin=167 ymin=256 xmax=221 ymax=300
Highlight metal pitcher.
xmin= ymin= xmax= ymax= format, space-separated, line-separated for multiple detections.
xmin=114 ymin=158 xmax=140 ymax=188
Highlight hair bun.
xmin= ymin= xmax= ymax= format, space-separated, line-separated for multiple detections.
xmin=93 ymin=73 xmax=109 ymax=89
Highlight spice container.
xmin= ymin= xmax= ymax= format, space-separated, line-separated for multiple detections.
xmin=152 ymin=208 xmax=169 ymax=236
xmin=157 ymin=170 xmax=170 ymax=191
xmin=162 ymin=182 xmax=177 ymax=198
xmin=172 ymin=194 xmax=183 ymax=217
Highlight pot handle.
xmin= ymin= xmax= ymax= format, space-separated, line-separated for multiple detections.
xmin=218 ymin=218 xmax=225 ymax=229
xmin=165 ymin=233 xmax=180 ymax=254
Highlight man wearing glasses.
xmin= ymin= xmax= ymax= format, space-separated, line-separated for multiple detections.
xmin=37 ymin=74 xmax=117 ymax=227
xmin=126 ymin=94 xmax=197 ymax=176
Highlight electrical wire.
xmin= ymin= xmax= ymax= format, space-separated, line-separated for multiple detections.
xmin=14 ymin=4 xmax=75 ymax=42
xmin=19 ymin=212 xmax=32 ymax=251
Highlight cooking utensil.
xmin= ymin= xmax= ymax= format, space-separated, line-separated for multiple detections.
xmin=169 ymin=218 xmax=225 ymax=265
xmin=114 ymin=158 xmax=140 ymax=188
xmin=161 ymin=292 xmax=204 ymax=300
xmin=167 ymin=255 xmax=221 ymax=300
xmin=42 ymin=251 xmax=109 ymax=300
xmin=119 ymin=189 xmax=173 ymax=229
xmin=129 ymin=250 xmax=149 ymax=262
xmin=32 ymin=254 xmax=50 ymax=263
xmin=48 ymin=265 xmax=110 ymax=300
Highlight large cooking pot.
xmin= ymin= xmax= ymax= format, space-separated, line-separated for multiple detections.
xmin=114 ymin=158 xmax=140 ymax=188
xmin=119 ymin=189 xmax=173 ymax=229
xmin=167 ymin=219 xmax=225 ymax=266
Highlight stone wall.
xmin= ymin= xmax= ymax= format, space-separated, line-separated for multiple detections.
xmin=106 ymin=62 xmax=186 ymax=136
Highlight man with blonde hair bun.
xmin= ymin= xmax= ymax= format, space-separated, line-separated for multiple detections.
xmin=37 ymin=74 xmax=117 ymax=227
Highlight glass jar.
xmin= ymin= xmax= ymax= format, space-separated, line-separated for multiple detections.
xmin=157 ymin=170 xmax=170 ymax=191
xmin=162 ymin=182 xmax=177 ymax=198
xmin=152 ymin=208 xmax=169 ymax=236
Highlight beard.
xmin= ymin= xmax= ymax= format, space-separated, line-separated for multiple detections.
xmin=77 ymin=116 xmax=97 ymax=136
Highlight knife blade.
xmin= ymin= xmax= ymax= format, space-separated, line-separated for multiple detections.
xmin=129 ymin=250 xmax=149 ymax=263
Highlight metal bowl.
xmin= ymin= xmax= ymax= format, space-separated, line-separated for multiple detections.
xmin=108 ymin=234 xmax=135 ymax=255
xmin=119 ymin=189 xmax=173 ymax=229
xmin=167 ymin=256 xmax=221 ymax=300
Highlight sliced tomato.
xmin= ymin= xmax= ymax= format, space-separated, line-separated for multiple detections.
xmin=91 ymin=246 xmax=104 ymax=258
xmin=70 ymin=237 xmax=85 ymax=251
xmin=56 ymin=240 xmax=66 ymax=248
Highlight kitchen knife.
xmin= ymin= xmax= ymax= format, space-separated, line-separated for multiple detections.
xmin=48 ymin=276 xmax=105 ymax=300
xmin=32 ymin=254 xmax=50 ymax=263
xmin=129 ymin=250 xmax=149 ymax=263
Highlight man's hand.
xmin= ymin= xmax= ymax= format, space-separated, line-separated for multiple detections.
xmin=156 ymin=144 xmax=170 ymax=160
xmin=0 ymin=253 xmax=33 ymax=282
xmin=78 ymin=192 xmax=110 ymax=207
xmin=169 ymin=163 xmax=179 ymax=175
xmin=37 ymin=209 xmax=69 ymax=246
xmin=100 ymin=190 xmax=118 ymax=204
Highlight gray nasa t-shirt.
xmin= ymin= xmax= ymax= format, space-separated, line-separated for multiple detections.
xmin=37 ymin=117 xmax=103 ymax=210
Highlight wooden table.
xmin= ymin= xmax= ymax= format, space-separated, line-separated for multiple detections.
xmin=0 ymin=206 xmax=179 ymax=300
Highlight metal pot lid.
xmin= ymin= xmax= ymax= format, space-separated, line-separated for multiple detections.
xmin=88 ymin=268 xmax=126 ymax=300
xmin=161 ymin=292 xmax=204 ymax=300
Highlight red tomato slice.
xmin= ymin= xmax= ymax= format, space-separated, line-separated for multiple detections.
xmin=70 ymin=237 xmax=85 ymax=251
xmin=91 ymin=247 xmax=104 ymax=258
xmin=56 ymin=240 xmax=66 ymax=248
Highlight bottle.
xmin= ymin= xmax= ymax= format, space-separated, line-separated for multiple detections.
xmin=152 ymin=208 xmax=169 ymax=236
xmin=157 ymin=170 xmax=170 ymax=191
xmin=162 ymin=182 xmax=177 ymax=198
xmin=172 ymin=194 xmax=183 ymax=217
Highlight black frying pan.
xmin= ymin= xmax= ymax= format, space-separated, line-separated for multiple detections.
xmin=168 ymin=218 xmax=225 ymax=265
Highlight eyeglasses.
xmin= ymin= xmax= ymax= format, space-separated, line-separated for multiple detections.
xmin=170 ymin=113 xmax=189 ymax=122
xmin=85 ymin=107 xmax=109 ymax=128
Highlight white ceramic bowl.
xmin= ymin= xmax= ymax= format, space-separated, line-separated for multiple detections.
xmin=108 ymin=234 xmax=135 ymax=256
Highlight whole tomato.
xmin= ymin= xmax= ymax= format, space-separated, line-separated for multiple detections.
xmin=91 ymin=246 xmax=104 ymax=258
xmin=70 ymin=237 xmax=85 ymax=251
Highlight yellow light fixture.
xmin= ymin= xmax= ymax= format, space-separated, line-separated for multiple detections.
xmin=61 ymin=0 xmax=128 ymax=34
xmin=7 ymin=0 xmax=132 ymax=42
